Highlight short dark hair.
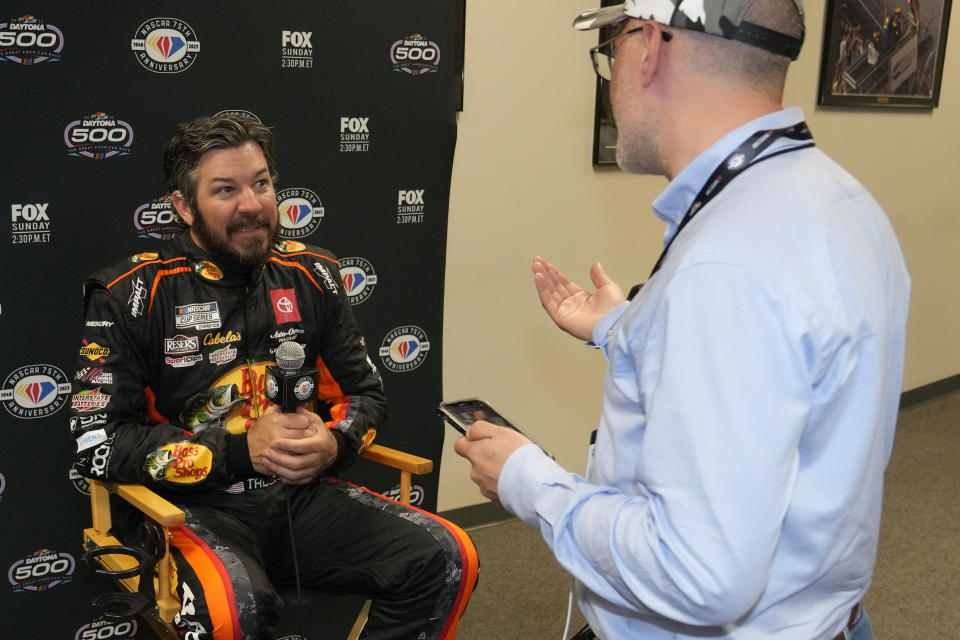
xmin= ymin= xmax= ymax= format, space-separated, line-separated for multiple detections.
xmin=681 ymin=0 xmax=805 ymax=100
xmin=162 ymin=114 xmax=279 ymax=214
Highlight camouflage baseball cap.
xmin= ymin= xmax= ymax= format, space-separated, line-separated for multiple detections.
xmin=573 ymin=0 xmax=805 ymax=60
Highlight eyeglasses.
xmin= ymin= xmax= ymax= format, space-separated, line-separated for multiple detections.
xmin=588 ymin=25 xmax=672 ymax=81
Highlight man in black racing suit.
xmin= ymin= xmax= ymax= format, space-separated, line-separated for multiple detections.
xmin=70 ymin=114 xmax=478 ymax=640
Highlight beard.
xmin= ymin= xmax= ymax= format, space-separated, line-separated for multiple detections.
xmin=616 ymin=126 xmax=667 ymax=176
xmin=614 ymin=110 xmax=668 ymax=177
xmin=611 ymin=72 xmax=668 ymax=177
xmin=191 ymin=208 xmax=279 ymax=267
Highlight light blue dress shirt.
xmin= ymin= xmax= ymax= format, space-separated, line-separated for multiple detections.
xmin=499 ymin=107 xmax=910 ymax=639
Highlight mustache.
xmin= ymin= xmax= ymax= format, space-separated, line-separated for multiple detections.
xmin=226 ymin=214 xmax=272 ymax=234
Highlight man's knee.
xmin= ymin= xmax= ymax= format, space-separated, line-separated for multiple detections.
xmin=393 ymin=515 xmax=477 ymax=593
xmin=173 ymin=574 xmax=282 ymax=639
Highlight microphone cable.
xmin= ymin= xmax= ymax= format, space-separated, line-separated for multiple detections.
xmin=285 ymin=485 xmax=305 ymax=638
xmin=273 ymin=341 xmax=310 ymax=638
xmin=561 ymin=585 xmax=574 ymax=639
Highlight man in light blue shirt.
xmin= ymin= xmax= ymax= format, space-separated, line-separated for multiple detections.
xmin=454 ymin=1 xmax=910 ymax=639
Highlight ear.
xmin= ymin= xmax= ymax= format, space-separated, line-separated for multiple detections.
xmin=639 ymin=21 xmax=667 ymax=86
xmin=171 ymin=191 xmax=195 ymax=227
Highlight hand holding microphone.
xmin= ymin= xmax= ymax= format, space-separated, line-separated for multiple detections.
xmin=250 ymin=342 xmax=338 ymax=482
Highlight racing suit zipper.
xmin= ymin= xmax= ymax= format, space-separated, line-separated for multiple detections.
xmin=240 ymin=284 xmax=262 ymax=428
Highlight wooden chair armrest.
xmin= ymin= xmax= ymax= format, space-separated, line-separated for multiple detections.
xmin=111 ymin=483 xmax=186 ymax=528
xmin=92 ymin=447 xmax=428 ymax=528
xmin=360 ymin=444 xmax=433 ymax=475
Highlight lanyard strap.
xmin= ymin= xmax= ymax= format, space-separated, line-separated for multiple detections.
xmin=627 ymin=122 xmax=814 ymax=300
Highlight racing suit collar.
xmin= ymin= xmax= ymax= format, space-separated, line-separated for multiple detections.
xmin=173 ymin=230 xmax=265 ymax=286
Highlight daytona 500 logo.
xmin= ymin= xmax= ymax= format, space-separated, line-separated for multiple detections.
xmin=64 ymin=112 xmax=133 ymax=159
xmin=0 ymin=15 xmax=64 ymax=65
xmin=8 ymin=549 xmax=75 ymax=591
xmin=74 ymin=617 xmax=137 ymax=640
xmin=134 ymin=195 xmax=179 ymax=240
xmin=390 ymin=33 xmax=439 ymax=75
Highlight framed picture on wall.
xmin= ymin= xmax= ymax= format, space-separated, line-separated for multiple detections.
xmin=818 ymin=0 xmax=953 ymax=108
xmin=593 ymin=75 xmax=618 ymax=166
xmin=454 ymin=0 xmax=466 ymax=111
xmin=592 ymin=0 xmax=620 ymax=166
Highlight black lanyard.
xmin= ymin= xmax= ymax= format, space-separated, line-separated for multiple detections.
xmin=627 ymin=122 xmax=814 ymax=300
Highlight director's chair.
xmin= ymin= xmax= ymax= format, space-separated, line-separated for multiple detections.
xmin=82 ymin=443 xmax=433 ymax=640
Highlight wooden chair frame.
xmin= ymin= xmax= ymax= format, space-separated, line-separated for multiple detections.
xmin=83 ymin=443 xmax=433 ymax=640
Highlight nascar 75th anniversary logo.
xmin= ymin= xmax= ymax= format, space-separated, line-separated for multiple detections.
xmin=130 ymin=17 xmax=199 ymax=73
xmin=1 ymin=364 xmax=71 ymax=419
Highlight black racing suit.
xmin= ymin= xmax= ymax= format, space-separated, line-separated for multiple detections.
xmin=71 ymin=232 xmax=478 ymax=639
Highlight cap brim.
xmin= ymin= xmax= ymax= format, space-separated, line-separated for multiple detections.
xmin=572 ymin=4 xmax=628 ymax=30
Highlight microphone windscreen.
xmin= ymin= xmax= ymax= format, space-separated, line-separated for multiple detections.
xmin=276 ymin=341 xmax=306 ymax=371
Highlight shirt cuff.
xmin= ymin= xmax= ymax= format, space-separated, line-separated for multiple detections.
xmin=499 ymin=443 xmax=576 ymax=527
xmin=226 ymin=432 xmax=256 ymax=479
xmin=591 ymin=301 xmax=629 ymax=348
xmin=326 ymin=430 xmax=352 ymax=474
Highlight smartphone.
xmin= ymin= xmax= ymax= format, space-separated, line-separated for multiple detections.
xmin=438 ymin=397 xmax=553 ymax=458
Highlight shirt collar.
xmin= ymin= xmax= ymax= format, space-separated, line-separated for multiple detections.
xmin=651 ymin=107 xmax=806 ymax=228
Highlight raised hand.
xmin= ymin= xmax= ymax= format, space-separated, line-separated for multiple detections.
xmin=531 ymin=257 xmax=625 ymax=341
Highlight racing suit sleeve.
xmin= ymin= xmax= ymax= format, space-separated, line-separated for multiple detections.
xmin=71 ymin=282 xmax=255 ymax=492
xmin=308 ymin=275 xmax=387 ymax=475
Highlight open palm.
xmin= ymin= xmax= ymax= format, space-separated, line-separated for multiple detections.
xmin=532 ymin=257 xmax=625 ymax=341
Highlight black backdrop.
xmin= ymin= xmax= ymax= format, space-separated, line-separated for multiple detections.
xmin=1 ymin=3 xmax=461 ymax=637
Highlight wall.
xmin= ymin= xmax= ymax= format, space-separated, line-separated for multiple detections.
xmin=439 ymin=0 xmax=960 ymax=512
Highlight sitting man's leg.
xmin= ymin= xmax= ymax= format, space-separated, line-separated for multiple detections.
xmin=167 ymin=502 xmax=283 ymax=640
xmin=267 ymin=477 xmax=479 ymax=640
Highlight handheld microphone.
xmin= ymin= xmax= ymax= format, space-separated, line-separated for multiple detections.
xmin=265 ymin=341 xmax=319 ymax=412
